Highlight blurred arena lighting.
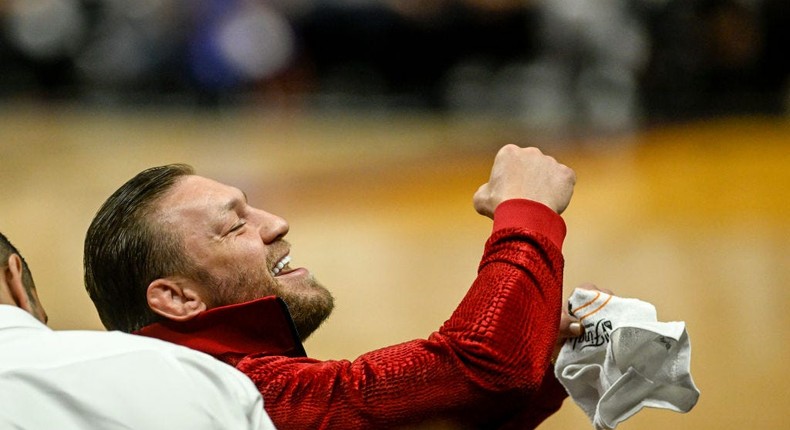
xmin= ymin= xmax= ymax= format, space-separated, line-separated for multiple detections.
xmin=6 ymin=0 xmax=86 ymax=60
xmin=188 ymin=0 xmax=295 ymax=91
xmin=215 ymin=3 xmax=295 ymax=82
xmin=75 ymin=0 xmax=183 ymax=88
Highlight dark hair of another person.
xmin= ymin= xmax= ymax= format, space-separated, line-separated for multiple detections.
xmin=0 ymin=231 xmax=38 ymax=303
xmin=84 ymin=164 xmax=195 ymax=332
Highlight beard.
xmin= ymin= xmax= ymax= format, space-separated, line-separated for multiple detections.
xmin=196 ymin=265 xmax=335 ymax=342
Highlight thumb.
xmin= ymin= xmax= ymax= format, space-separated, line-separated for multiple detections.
xmin=559 ymin=308 xmax=583 ymax=339
xmin=473 ymin=184 xmax=493 ymax=218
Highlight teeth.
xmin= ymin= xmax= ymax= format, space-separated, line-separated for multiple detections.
xmin=271 ymin=255 xmax=291 ymax=276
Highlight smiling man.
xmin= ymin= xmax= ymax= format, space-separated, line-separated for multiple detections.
xmin=143 ymin=173 xmax=334 ymax=342
xmin=84 ymin=145 xmax=584 ymax=429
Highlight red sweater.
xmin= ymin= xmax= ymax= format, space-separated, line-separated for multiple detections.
xmin=137 ymin=199 xmax=569 ymax=429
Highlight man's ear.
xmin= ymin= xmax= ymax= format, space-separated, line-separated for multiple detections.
xmin=4 ymin=254 xmax=33 ymax=313
xmin=147 ymin=278 xmax=207 ymax=322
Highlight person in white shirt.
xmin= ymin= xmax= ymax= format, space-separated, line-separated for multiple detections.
xmin=0 ymin=231 xmax=277 ymax=430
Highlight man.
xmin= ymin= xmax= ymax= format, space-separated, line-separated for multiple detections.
xmin=84 ymin=145 xmax=584 ymax=429
xmin=0 ymin=232 xmax=276 ymax=430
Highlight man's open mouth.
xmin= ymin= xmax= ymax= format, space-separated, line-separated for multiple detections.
xmin=271 ymin=255 xmax=292 ymax=276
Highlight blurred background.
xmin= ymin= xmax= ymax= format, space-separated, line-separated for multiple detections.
xmin=0 ymin=0 xmax=788 ymax=428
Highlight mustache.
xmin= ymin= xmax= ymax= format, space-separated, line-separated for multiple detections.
xmin=266 ymin=239 xmax=292 ymax=268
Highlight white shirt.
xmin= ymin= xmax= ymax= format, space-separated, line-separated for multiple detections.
xmin=0 ymin=305 xmax=276 ymax=430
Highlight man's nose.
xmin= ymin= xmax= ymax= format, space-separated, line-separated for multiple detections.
xmin=258 ymin=210 xmax=289 ymax=243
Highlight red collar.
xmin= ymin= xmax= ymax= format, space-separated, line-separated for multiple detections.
xmin=135 ymin=296 xmax=306 ymax=364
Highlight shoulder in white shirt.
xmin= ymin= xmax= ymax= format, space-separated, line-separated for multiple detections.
xmin=0 ymin=305 xmax=276 ymax=430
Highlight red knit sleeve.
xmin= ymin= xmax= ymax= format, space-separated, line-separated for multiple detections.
xmin=237 ymin=200 xmax=567 ymax=429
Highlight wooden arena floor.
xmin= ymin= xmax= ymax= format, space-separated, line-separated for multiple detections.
xmin=1 ymin=106 xmax=787 ymax=429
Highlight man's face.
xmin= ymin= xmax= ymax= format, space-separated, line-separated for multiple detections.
xmin=155 ymin=175 xmax=333 ymax=340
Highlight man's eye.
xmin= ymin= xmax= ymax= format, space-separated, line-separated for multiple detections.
xmin=229 ymin=221 xmax=246 ymax=233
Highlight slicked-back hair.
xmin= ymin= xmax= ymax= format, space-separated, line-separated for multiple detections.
xmin=84 ymin=164 xmax=195 ymax=332
xmin=0 ymin=231 xmax=36 ymax=298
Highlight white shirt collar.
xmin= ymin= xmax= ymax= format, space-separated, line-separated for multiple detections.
xmin=0 ymin=304 xmax=49 ymax=331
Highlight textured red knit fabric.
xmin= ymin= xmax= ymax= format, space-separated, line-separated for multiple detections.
xmin=137 ymin=199 xmax=569 ymax=429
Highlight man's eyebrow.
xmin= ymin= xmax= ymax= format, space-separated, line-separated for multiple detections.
xmin=221 ymin=189 xmax=249 ymax=213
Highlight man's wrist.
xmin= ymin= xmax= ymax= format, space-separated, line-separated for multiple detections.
xmin=492 ymin=199 xmax=567 ymax=250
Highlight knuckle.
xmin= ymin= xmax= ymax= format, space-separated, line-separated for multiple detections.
xmin=499 ymin=144 xmax=519 ymax=155
xmin=524 ymin=146 xmax=542 ymax=156
xmin=561 ymin=165 xmax=576 ymax=182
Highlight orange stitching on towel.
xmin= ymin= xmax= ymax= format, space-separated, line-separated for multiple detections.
xmin=579 ymin=294 xmax=613 ymax=321
xmin=571 ymin=291 xmax=601 ymax=315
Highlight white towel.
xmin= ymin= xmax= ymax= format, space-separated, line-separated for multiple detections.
xmin=554 ymin=288 xmax=700 ymax=430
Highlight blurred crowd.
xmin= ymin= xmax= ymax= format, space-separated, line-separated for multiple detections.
xmin=1 ymin=0 xmax=787 ymax=131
